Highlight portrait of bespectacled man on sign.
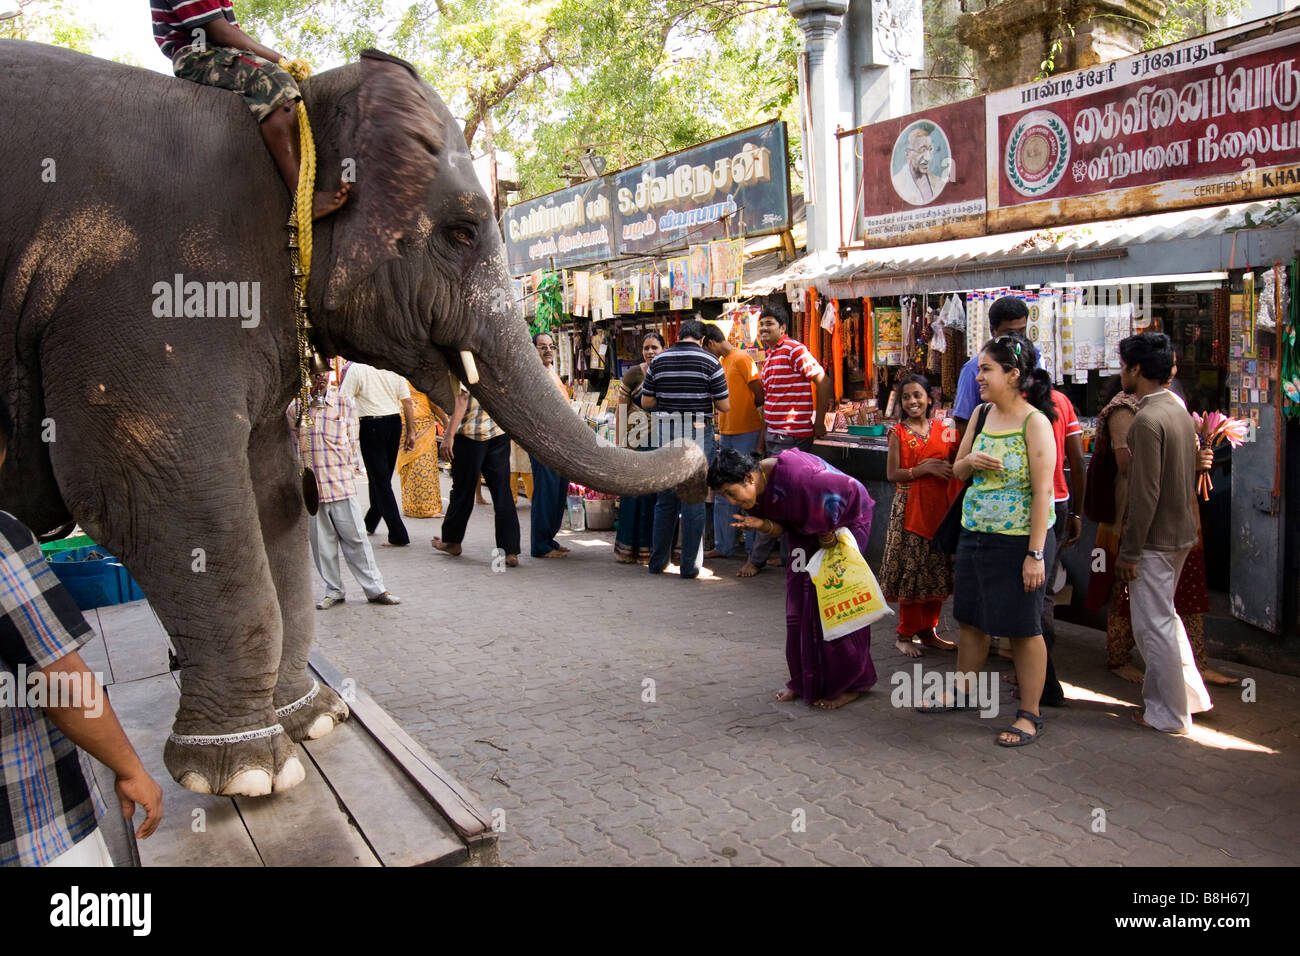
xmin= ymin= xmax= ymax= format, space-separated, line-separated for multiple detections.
xmin=890 ymin=121 xmax=951 ymax=206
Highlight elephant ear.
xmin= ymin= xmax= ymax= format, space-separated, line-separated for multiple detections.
xmin=324 ymin=50 xmax=444 ymax=310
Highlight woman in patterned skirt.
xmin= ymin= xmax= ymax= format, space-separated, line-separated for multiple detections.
xmin=396 ymin=386 xmax=447 ymax=518
xmin=880 ymin=374 xmax=959 ymax=658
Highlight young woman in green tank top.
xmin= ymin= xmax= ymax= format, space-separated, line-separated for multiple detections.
xmin=920 ymin=332 xmax=1057 ymax=747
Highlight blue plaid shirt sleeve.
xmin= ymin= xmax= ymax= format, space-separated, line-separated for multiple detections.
xmin=0 ymin=513 xmax=93 ymax=671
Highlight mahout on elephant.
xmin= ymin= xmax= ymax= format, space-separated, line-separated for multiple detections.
xmin=0 ymin=40 xmax=704 ymax=797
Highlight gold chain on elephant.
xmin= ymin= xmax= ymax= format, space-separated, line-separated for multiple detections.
xmin=279 ymin=57 xmax=320 ymax=432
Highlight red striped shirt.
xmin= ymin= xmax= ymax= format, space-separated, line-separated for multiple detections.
xmin=760 ymin=335 xmax=824 ymax=438
xmin=151 ymin=0 xmax=238 ymax=59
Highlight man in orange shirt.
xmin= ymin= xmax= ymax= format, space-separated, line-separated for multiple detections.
xmin=702 ymin=324 xmax=764 ymax=560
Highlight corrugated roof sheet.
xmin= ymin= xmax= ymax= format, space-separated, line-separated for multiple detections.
xmin=746 ymin=199 xmax=1300 ymax=299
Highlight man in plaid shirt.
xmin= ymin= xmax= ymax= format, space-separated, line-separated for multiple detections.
xmin=290 ymin=370 xmax=400 ymax=609
xmin=1 ymin=400 xmax=162 ymax=866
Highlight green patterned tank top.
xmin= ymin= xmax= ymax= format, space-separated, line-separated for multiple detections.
xmin=961 ymin=411 xmax=1042 ymax=535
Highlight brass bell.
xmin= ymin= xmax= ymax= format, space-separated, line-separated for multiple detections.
xmin=309 ymin=351 xmax=331 ymax=375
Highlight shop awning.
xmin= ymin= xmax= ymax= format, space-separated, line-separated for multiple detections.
xmin=758 ymin=199 xmax=1300 ymax=300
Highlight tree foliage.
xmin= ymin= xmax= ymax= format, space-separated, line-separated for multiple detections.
xmin=236 ymin=0 xmax=801 ymax=199
xmin=0 ymin=0 xmax=97 ymax=52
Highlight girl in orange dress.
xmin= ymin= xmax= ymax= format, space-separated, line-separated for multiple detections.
xmin=880 ymin=374 xmax=960 ymax=658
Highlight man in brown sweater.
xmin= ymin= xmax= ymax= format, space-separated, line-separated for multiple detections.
xmin=1115 ymin=333 xmax=1212 ymax=734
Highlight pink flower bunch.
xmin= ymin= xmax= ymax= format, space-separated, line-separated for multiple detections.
xmin=1190 ymin=410 xmax=1251 ymax=499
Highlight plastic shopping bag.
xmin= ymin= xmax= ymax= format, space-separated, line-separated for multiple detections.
xmin=805 ymin=528 xmax=894 ymax=641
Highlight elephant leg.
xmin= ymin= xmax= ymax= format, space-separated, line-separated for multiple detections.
xmin=248 ymin=417 xmax=349 ymax=741
xmin=46 ymin=408 xmax=304 ymax=797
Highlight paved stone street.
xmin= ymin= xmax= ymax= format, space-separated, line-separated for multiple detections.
xmin=312 ymin=479 xmax=1300 ymax=866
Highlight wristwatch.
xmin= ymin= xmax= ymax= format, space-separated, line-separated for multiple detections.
xmin=1027 ymin=549 xmax=1045 ymax=560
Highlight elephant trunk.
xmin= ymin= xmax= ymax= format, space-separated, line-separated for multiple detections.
xmin=466 ymin=327 xmax=706 ymax=500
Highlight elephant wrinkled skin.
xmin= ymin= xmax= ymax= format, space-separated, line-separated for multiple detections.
xmin=0 ymin=42 xmax=704 ymax=797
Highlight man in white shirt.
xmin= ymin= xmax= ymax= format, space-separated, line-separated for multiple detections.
xmin=340 ymin=362 xmax=418 ymax=547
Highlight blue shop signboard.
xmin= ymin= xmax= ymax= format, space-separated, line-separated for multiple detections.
xmin=614 ymin=121 xmax=791 ymax=258
xmin=504 ymin=178 xmax=615 ymax=277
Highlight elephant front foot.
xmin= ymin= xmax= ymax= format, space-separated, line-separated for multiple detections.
xmin=275 ymin=679 xmax=349 ymax=742
xmin=164 ymin=724 xmax=305 ymax=797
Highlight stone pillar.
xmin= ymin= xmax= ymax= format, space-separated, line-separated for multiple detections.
xmin=958 ymin=0 xmax=1169 ymax=93
xmin=790 ymin=0 xmax=850 ymax=255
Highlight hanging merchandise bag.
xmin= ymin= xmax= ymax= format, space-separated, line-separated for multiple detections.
xmin=805 ymin=528 xmax=894 ymax=641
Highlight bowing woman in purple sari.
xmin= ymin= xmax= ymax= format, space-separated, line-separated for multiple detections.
xmin=709 ymin=447 xmax=878 ymax=709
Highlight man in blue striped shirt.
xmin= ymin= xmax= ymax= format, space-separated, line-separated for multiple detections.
xmin=640 ymin=319 xmax=730 ymax=579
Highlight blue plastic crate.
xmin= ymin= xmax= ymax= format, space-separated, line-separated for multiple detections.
xmin=47 ymin=546 xmax=145 ymax=611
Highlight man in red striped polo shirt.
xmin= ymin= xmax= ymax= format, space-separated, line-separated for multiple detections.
xmin=739 ymin=307 xmax=833 ymax=577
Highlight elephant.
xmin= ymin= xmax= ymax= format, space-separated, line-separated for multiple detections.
xmin=0 ymin=41 xmax=705 ymax=797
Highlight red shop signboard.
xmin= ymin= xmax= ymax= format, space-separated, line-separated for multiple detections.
xmin=985 ymin=27 xmax=1300 ymax=233
xmin=860 ymin=97 xmax=987 ymax=248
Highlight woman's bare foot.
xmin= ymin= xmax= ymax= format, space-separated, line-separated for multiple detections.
xmin=813 ymin=692 xmax=859 ymax=711
xmin=737 ymin=562 xmax=762 ymax=578
xmin=774 ymin=688 xmax=798 ymax=703
xmin=1110 ymin=664 xmax=1144 ymax=684
xmin=896 ymin=637 xmax=924 ymax=659
xmin=431 ymin=537 xmax=461 ymax=556
xmin=1201 ymin=668 xmax=1238 ymax=686
xmin=311 ymin=184 xmax=350 ymax=219
xmin=918 ymin=629 xmax=956 ymax=651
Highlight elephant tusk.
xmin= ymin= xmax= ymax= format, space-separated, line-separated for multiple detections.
xmin=459 ymin=350 xmax=480 ymax=385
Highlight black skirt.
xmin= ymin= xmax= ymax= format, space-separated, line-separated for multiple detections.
xmin=952 ymin=529 xmax=1055 ymax=638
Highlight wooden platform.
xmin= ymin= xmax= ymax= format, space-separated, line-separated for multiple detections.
xmin=82 ymin=600 xmax=498 ymax=867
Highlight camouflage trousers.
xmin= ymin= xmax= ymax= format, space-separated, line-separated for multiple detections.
xmin=173 ymin=45 xmax=300 ymax=123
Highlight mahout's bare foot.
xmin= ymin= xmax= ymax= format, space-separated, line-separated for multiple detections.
xmin=1201 ymin=668 xmax=1238 ymax=686
xmin=1110 ymin=664 xmax=1144 ymax=684
xmin=432 ymin=537 xmax=462 ymax=556
xmin=311 ymin=183 xmax=350 ymax=220
xmin=813 ymin=692 xmax=859 ymax=711
xmin=896 ymin=637 xmax=924 ymax=659
xmin=737 ymin=562 xmax=761 ymax=578
xmin=774 ymin=688 xmax=798 ymax=703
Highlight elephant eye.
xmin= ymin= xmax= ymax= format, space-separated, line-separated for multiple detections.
xmin=448 ymin=225 xmax=476 ymax=248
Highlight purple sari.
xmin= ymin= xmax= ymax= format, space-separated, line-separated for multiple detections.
xmin=751 ymin=450 xmax=878 ymax=703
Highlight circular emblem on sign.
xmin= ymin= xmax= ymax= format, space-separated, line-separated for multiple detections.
xmin=1005 ymin=110 xmax=1070 ymax=198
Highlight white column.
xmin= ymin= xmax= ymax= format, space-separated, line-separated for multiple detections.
xmin=790 ymin=0 xmax=849 ymax=256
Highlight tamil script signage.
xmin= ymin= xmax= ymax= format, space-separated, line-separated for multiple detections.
xmin=849 ymin=16 xmax=1300 ymax=248
xmin=503 ymin=178 xmax=614 ymax=276
xmin=503 ymin=121 xmax=791 ymax=276
xmin=861 ymin=98 xmax=986 ymax=247
xmin=614 ymin=121 xmax=791 ymax=257
xmin=986 ymin=28 xmax=1300 ymax=232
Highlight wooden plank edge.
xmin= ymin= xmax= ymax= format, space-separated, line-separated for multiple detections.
xmin=309 ymin=651 xmax=496 ymax=843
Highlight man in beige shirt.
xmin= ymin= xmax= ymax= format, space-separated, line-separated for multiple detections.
xmin=1115 ymin=333 xmax=1212 ymax=734
xmin=340 ymin=362 xmax=417 ymax=547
